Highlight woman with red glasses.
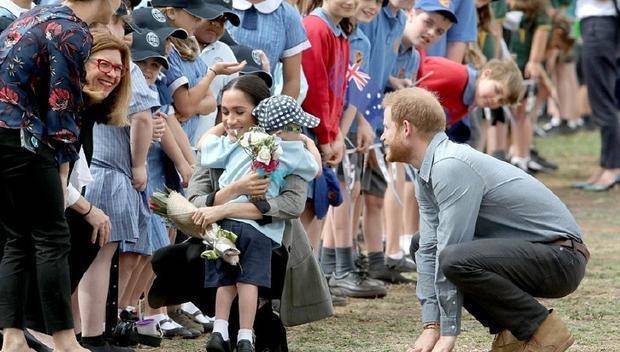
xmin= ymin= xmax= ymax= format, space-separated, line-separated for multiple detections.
xmin=0 ymin=1 xmax=122 ymax=351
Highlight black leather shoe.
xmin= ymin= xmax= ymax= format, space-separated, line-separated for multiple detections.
xmin=329 ymin=271 xmax=387 ymax=298
xmin=368 ymin=265 xmax=414 ymax=284
xmin=237 ymin=339 xmax=255 ymax=352
xmin=205 ymin=332 xmax=231 ymax=352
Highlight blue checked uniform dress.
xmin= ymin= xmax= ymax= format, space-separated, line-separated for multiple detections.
xmin=86 ymin=64 xmax=158 ymax=252
xmin=144 ymin=81 xmax=172 ymax=254
xmin=227 ymin=0 xmax=310 ymax=75
xmin=164 ymin=46 xmax=210 ymax=146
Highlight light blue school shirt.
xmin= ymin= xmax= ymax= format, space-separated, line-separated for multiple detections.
xmin=414 ymin=132 xmax=582 ymax=336
xmin=391 ymin=44 xmax=421 ymax=81
xmin=201 ymin=134 xmax=318 ymax=244
xmin=227 ymin=0 xmax=310 ymax=75
xmin=346 ymin=27 xmax=375 ymax=134
xmin=164 ymin=46 xmax=210 ymax=145
xmin=359 ymin=6 xmax=407 ymax=91
xmin=426 ymin=0 xmax=478 ymax=57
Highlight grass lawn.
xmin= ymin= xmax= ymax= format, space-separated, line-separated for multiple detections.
xmin=157 ymin=131 xmax=620 ymax=351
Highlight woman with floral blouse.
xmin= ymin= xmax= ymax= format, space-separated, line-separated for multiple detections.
xmin=0 ymin=1 xmax=121 ymax=351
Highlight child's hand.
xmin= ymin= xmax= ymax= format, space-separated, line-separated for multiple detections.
xmin=524 ymin=61 xmax=542 ymax=79
xmin=356 ymin=117 xmax=376 ymax=153
xmin=177 ymin=161 xmax=194 ymax=188
xmin=235 ymin=171 xmax=270 ymax=198
xmin=131 ymin=165 xmax=147 ymax=192
xmin=212 ymin=61 xmax=247 ymax=76
xmin=256 ymin=50 xmax=271 ymax=73
xmin=326 ymin=131 xmax=345 ymax=167
xmin=152 ymin=112 xmax=167 ymax=141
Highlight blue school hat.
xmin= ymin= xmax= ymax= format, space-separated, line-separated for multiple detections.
xmin=414 ymin=0 xmax=458 ymax=24
xmin=313 ymin=167 xmax=343 ymax=220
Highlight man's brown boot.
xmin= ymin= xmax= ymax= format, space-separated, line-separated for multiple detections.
xmin=523 ymin=311 xmax=574 ymax=352
xmin=490 ymin=330 xmax=526 ymax=352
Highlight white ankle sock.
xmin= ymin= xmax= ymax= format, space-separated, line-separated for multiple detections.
xmin=237 ymin=329 xmax=253 ymax=343
xmin=145 ymin=313 xmax=166 ymax=324
xmin=388 ymin=250 xmax=404 ymax=260
xmin=213 ymin=319 xmax=229 ymax=341
xmin=181 ymin=302 xmax=211 ymax=324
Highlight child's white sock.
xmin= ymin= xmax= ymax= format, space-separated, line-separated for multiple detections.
xmin=213 ymin=319 xmax=229 ymax=341
xmin=237 ymin=329 xmax=253 ymax=343
xmin=181 ymin=302 xmax=212 ymax=324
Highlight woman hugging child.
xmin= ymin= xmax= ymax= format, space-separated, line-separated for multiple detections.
xmin=195 ymin=75 xmax=321 ymax=352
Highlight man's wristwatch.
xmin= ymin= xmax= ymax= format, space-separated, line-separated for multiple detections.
xmin=423 ymin=322 xmax=440 ymax=330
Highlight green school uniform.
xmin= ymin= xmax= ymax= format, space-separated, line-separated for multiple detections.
xmin=509 ymin=10 xmax=551 ymax=71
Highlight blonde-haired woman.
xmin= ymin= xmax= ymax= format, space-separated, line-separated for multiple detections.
xmin=0 ymin=1 xmax=121 ymax=351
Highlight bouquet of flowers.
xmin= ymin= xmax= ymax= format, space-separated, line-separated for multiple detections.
xmin=238 ymin=127 xmax=284 ymax=199
xmin=149 ymin=189 xmax=241 ymax=266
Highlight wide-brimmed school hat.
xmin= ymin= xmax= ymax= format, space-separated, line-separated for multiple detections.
xmin=253 ymin=95 xmax=320 ymax=132
xmin=231 ymin=45 xmax=273 ymax=88
xmin=414 ymin=0 xmax=458 ymax=24
xmin=151 ymin=0 xmax=240 ymax=26
xmin=197 ymin=0 xmax=241 ymax=26
xmin=131 ymin=30 xmax=170 ymax=69
xmin=132 ymin=7 xmax=188 ymax=40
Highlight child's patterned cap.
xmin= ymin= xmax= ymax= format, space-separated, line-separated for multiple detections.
xmin=254 ymin=95 xmax=320 ymax=132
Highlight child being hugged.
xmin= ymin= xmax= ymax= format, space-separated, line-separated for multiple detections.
xmin=198 ymin=84 xmax=320 ymax=352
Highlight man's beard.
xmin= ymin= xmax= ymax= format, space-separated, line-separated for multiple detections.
xmin=386 ymin=143 xmax=409 ymax=163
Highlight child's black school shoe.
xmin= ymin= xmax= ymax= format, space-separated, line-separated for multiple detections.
xmin=205 ymin=332 xmax=231 ymax=352
xmin=236 ymin=339 xmax=254 ymax=352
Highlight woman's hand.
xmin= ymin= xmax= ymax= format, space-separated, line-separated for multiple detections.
xmin=192 ymin=206 xmax=227 ymax=229
xmin=234 ymin=171 xmax=270 ymax=197
xmin=84 ymin=205 xmax=111 ymax=247
xmin=152 ymin=111 xmax=167 ymax=141
xmin=212 ymin=61 xmax=247 ymax=76
xmin=131 ymin=165 xmax=147 ymax=192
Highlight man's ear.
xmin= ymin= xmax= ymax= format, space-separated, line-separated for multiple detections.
xmin=403 ymin=119 xmax=412 ymax=137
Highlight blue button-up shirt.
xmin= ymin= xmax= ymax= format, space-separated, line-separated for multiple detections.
xmin=426 ymin=0 xmax=477 ymax=57
xmin=414 ymin=132 xmax=582 ymax=336
xmin=0 ymin=5 xmax=92 ymax=164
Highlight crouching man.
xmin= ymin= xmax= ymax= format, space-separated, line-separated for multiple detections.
xmin=380 ymin=87 xmax=589 ymax=352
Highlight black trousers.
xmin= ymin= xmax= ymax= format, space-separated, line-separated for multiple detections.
xmin=410 ymin=235 xmax=587 ymax=340
xmin=581 ymin=16 xmax=620 ymax=169
xmin=0 ymin=145 xmax=74 ymax=333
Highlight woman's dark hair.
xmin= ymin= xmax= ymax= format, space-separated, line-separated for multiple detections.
xmin=221 ymin=75 xmax=271 ymax=107
xmin=301 ymin=0 xmax=354 ymax=36
xmin=216 ymin=75 xmax=271 ymax=124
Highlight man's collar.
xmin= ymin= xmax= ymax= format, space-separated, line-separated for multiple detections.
xmin=418 ymin=132 xmax=448 ymax=183
xmin=310 ymin=8 xmax=345 ymax=37
xmin=462 ymin=65 xmax=478 ymax=108
xmin=234 ymin=0 xmax=283 ymax=14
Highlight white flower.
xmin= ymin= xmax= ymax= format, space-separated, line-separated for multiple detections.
xmin=273 ymin=145 xmax=283 ymax=159
xmin=239 ymin=134 xmax=250 ymax=148
xmin=249 ymin=131 xmax=270 ymax=146
xmin=257 ymin=146 xmax=272 ymax=164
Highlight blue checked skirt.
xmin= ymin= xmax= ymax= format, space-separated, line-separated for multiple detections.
xmin=86 ymin=124 xmax=150 ymax=248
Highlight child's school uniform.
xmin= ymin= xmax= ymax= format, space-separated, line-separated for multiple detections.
xmin=164 ymin=45 xmax=210 ymax=145
xmin=201 ymin=134 xmax=318 ymax=288
xmin=509 ymin=10 xmax=551 ymax=72
xmin=86 ymin=63 xmax=156 ymax=252
xmin=391 ymin=44 xmax=421 ymax=86
xmin=195 ymin=40 xmax=239 ymax=140
xmin=417 ymin=54 xmax=478 ymax=126
xmin=228 ymin=0 xmax=310 ymax=75
xmin=301 ymin=7 xmax=350 ymax=146
xmin=426 ymin=0 xmax=478 ymax=57
xmin=359 ymin=5 xmax=406 ymax=134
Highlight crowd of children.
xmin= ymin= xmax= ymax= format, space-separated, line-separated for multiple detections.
xmin=0 ymin=0 xmax=618 ymax=351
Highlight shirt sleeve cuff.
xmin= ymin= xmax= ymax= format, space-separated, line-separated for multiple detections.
xmin=282 ymin=40 xmax=312 ymax=59
xmin=66 ymin=185 xmax=81 ymax=208
xmin=168 ymin=76 xmax=190 ymax=95
xmin=440 ymin=316 xmax=460 ymax=336
xmin=421 ymin=302 xmax=441 ymax=324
